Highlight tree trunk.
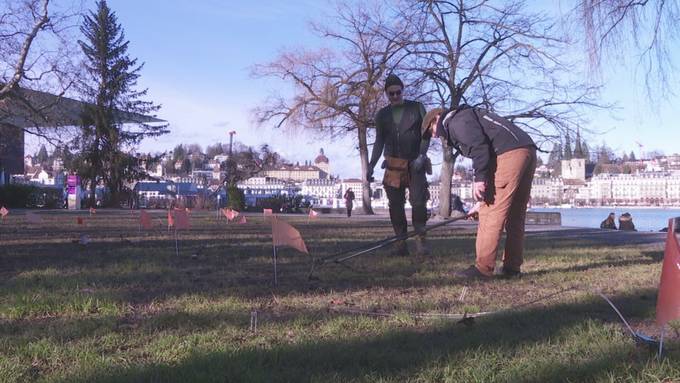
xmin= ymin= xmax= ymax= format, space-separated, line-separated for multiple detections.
xmin=88 ymin=176 xmax=97 ymax=208
xmin=438 ymin=139 xmax=456 ymax=218
xmin=108 ymin=161 xmax=121 ymax=208
xmin=357 ymin=125 xmax=374 ymax=214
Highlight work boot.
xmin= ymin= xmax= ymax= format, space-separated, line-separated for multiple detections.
xmin=392 ymin=240 xmax=409 ymax=256
xmin=414 ymin=235 xmax=430 ymax=256
xmin=495 ymin=266 xmax=522 ymax=279
xmin=454 ymin=265 xmax=492 ymax=280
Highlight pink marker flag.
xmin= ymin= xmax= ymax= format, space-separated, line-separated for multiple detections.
xmin=272 ymin=216 xmax=308 ymax=254
xmin=89 ymin=207 xmax=96 ymax=215
xmin=26 ymin=212 xmax=43 ymax=224
xmin=263 ymin=208 xmax=273 ymax=217
xmin=222 ymin=208 xmax=239 ymax=221
xmin=174 ymin=209 xmax=190 ymax=230
xmin=140 ymin=210 xmax=153 ymax=230
xmin=77 ymin=217 xmax=84 ymax=225
xmin=0 ymin=206 xmax=8 ymax=218
xmin=238 ymin=215 xmax=247 ymax=224
xmin=656 ymin=218 xmax=680 ymax=326
xmin=308 ymin=209 xmax=318 ymax=219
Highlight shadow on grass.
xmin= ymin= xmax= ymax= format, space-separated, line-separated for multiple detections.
xmin=54 ymin=287 xmax=677 ymax=383
xmin=523 ymin=257 xmax=661 ymax=278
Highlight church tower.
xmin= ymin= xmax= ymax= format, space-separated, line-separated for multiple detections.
xmin=314 ymin=148 xmax=330 ymax=175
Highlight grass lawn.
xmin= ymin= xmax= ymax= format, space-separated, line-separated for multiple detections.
xmin=0 ymin=209 xmax=678 ymax=382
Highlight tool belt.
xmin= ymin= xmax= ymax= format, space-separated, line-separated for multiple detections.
xmin=382 ymin=156 xmax=409 ymax=188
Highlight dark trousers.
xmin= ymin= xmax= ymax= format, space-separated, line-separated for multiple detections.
xmin=384 ymin=168 xmax=429 ymax=236
xmin=346 ymin=201 xmax=353 ymax=217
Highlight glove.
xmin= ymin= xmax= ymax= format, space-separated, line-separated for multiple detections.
xmin=366 ymin=167 xmax=374 ymax=182
xmin=410 ymin=154 xmax=428 ymax=173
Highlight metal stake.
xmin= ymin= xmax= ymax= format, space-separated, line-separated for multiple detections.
xmin=273 ymin=246 xmax=278 ymax=286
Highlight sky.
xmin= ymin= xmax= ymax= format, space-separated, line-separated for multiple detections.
xmin=28 ymin=0 xmax=680 ymax=178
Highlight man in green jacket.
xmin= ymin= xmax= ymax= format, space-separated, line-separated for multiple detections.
xmin=367 ymin=74 xmax=431 ymax=256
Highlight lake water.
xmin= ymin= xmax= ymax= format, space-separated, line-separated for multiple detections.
xmin=530 ymin=207 xmax=680 ymax=232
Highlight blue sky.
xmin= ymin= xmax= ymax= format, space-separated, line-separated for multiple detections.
xmin=48 ymin=1 xmax=680 ymax=178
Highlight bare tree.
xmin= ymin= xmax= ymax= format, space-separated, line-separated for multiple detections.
xmin=252 ymin=1 xmax=412 ymax=214
xmin=396 ymin=0 xmax=603 ymax=217
xmin=576 ymin=0 xmax=680 ymax=94
xmin=0 ymin=0 xmax=81 ymax=180
xmin=0 ymin=0 xmax=81 ymax=137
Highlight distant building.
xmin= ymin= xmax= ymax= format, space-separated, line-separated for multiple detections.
xmin=561 ymin=158 xmax=586 ymax=182
xmin=0 ymin=124 xmax=24 ymax=184
xmin=135 ymin=181 xmax=174 ymax=200
xmin=53 ymin=158 xmax=64 ymax=172
xmin=301 ymin=178 xmax=339 ymax=201
xmin=214 ymin=154 xmax=229 ymax=164
xmin=263 ymin=163 xmax=327 ymax=181
xmin=313 ymin=148 xmax=330 ymax=175
xmin=238 ymin=176 xmax=289 ymax=196
xmin=24 ymin=155 xmax=34 ymax=169
xmin=451 ymin=180 xmax=474 ymax=201
xmin=531 ymin=177 xmax=564 ymax=204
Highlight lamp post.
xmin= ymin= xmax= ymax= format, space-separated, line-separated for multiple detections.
xmin=228 ymin=131 xmax=236 ymax=156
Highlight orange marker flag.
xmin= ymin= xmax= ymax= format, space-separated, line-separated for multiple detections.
xmin=656 ymin=218 xmax=680 ymax=326
xmin=167 ymin=210 xmax=174 ymax=229
xmin=272 ymin=216 xmax=308 ymax=254
xmin=140 ymin=210 xmax=153 ymax=230
xmin=0 ymin=206 xmax=8 ymax=218
xmin=174 ymin=209 xmax=190 ymax=230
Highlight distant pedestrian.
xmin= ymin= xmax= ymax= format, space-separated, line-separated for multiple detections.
xmin=618 ymin=212 xmax=637 ymax=231
xmin=344 ymin=188 xmax=356 ymax=218
xmin=600 ymin=212 xmax=617 ymax=230
xmin=451 ymin=194 xmax=466 ymax=218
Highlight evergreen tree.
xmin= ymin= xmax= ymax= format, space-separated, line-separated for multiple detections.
xmin=596 ymin=144 xmax=613 ymax=165
xmin=629 ymin=151 xmax=636 ymax=161
xmin=548 ymin=142 xmax=563 ymax=176
xmin=548 ymin=142 xmax=562 ymax=165
xmin=206 ymin=143 xmax=225 ymax=158
xmin=181 ymin=158 xmax=192 ymax=174
xmin=563 ymin=133 xmax=573 ymax=160
xmin=172 ymin=144 xmax=186 ymax=162
xmin=164 ymin=160 xmax=175 ymax=176
xmin=35 ymin=145 xmax=48 ymax=166
xmin=76 ymin=0 xmax=168 ymax=207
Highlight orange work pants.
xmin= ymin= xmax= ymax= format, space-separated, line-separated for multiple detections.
xmin=475 ymin=147 xmax=537 ymax=276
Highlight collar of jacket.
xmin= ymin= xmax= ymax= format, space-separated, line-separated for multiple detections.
xmin=436 ymin=104 xmax=472 ymax=138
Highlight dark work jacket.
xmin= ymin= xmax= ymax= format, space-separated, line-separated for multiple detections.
xmin=440 ymin=105 xmax=535 ymax=182
xmin=374 ymin=100 xmax=425 ymax=160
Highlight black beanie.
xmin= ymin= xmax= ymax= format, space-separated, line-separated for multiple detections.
xmin=384 ymin=74 xmax=404 ymax=90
